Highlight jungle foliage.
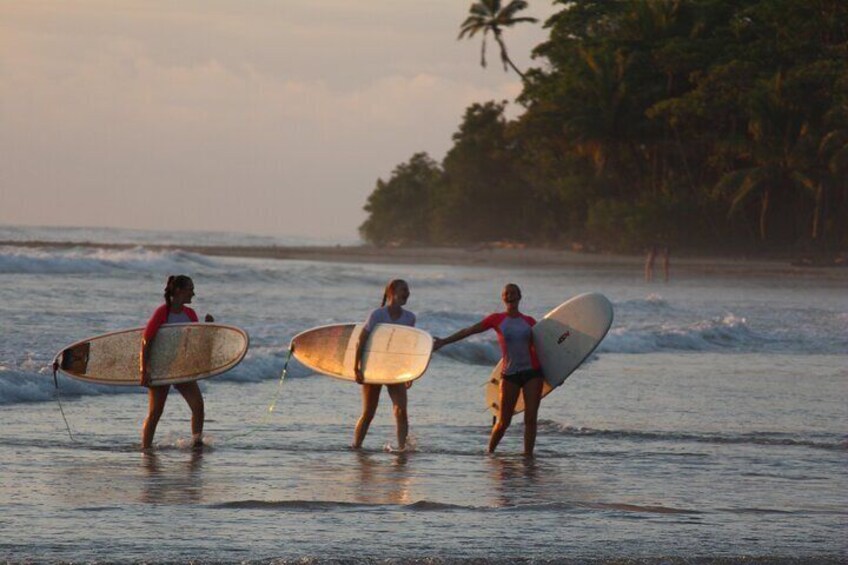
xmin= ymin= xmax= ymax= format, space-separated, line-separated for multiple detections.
xmin=360 ymin=0 xmax=848 ymax=253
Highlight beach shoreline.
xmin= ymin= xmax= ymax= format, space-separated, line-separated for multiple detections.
xmin=2 ymin=239 xmax=846 ymax=279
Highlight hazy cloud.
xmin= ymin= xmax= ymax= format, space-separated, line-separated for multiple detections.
xmin=1 ymin=1 xmax=553 ymax=240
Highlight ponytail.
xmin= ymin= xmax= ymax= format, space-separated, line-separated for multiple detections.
xmin=163 ymin=275 xmax=176 ymax=309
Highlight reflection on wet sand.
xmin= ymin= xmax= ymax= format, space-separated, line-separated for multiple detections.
xmin=140 ymin=448 xmax=205 ymax=504
xmin=352 ymin=450 xmax=413 ymax=506
xmin=487 ymin=455 xmax=540 ymax=508
xmin=487 ymin=454 xmax=578 ymax=509
xmin=486 ymin=453 xmax=601 ymax=511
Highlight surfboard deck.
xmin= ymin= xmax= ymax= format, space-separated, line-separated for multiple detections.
xmin=290 ymin=323 xmax=432 ymax=385
xmin=486 ymin=293 xmax=613 ymax=415
xmin=55 ymin=323 xmax=249 ymax=386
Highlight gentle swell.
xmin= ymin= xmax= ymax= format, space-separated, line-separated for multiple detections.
xmin=210 ymin=499 xmax=471 ymax=512
xmin=210 ymin=499 xmax=704 ymax=515
xmin=537 ymin=420 xmax=847 ymax=452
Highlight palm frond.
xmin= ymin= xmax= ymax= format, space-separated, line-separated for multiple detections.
xmin=458 ymin=0 xmax=535 ymax=75
xmin=728 ymin=174 xmax=764 ymax=216
xmin=819 ymin=130 xmax=848 ymax=155
xmin=500 ymin=0 xmax=530 ymax=19
xmin=458 ymin=19 xmax=485 ymax=39
xmin=789 ymin=171 xmax=817 ymax=197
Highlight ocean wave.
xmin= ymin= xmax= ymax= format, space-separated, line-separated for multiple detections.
xmin=211 ymin=499 xmax=480 ymax=512
xmin=418 ymin=310 xmax=507 ymax=365
xmin=600 ymin=313 xmax=771 ymax=354
xmin=202 ymin=261 xmax=463 ymax=291
xmin=0 ymin=245 xmax=218 ymax=275
xmin=0 ymin=367 xmax=130 ymax=405
xmin=420 ymin=309 xmax=484 ymax=333
xmin=0 ymin=225 xmax=353 ymax=247
xmin=217 ymin=347 xmax=312 ymax=383
xmin=209 ymin=498 xmax=704 ymax=515
xmin=616 ymin=293 xmax=675 ymax=313
xmin=537 ymin=420 xmax=846 ymax=451
xmin=0 ymin=346 xmax=307 ymax=406
xmin=424 ymin=312 xmax=771 ymax=363
xmin=211 ymin=499 xmax=374 ymax=511
xmin=431 ymin=340 xmax=501 ymax=366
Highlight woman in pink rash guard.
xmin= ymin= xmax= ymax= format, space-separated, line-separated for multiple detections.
xmin=434 ymin=283 xmax=544 ymax=457
xmin=140 ymin=275 xmax=213 ymax=450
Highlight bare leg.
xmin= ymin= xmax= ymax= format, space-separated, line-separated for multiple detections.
xmin=353 ymin=384 xmax=381 ymax=448
xmin=386 ymin=383 xmax=409 ymax=450
xmin=175 ymin=382 xmax=205 ymax=447
xmin=142 ymin=385 xmax=170 ymax=449
xmin=645 ymin=247 xmax=656 ymax=282
xmin=521 ymin=377 xmax=545 ymax=457
xmin=488 ymin=378 xmax=521 ymax=453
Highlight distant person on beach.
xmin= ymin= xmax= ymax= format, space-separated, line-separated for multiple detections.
xmin=140 ymin=275 xmax=213 ymax=450
xmin=433 ymin=283 xmax=544 ymax=457
xmin=353 ymin=279 xmax=416 ymax=451
xmin=645 ymin=245 xmax=657 ymax=282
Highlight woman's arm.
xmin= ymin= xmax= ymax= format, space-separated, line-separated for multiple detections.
xmin=139 ymin=341 xmax=152 ymax=387
xmin=354 ymin=327 xmax=371 ymax=384
xmin=139 ymin=305 xmax=167 ymax=386
xmin=433 ymin=321 xmax=488 ymax=351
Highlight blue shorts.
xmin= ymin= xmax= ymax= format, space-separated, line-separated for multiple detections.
xmin=503 ymin=368 xmax=543 ymax=387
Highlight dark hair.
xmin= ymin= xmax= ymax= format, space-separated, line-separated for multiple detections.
xmin=164 ymin=275 xmax=193 ymax=309
xmin=381 ymin=279 xmax=408 ymax=307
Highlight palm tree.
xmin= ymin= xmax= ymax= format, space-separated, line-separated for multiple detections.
xmin=717 ymin=73 xmax=816 ymax=243
xmin=458 ymin=0 xmax=538 ymax=79
xmin=814 ymin=104 xmax=848 ymax=241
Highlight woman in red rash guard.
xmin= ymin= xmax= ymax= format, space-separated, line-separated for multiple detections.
xmin=140 ymin=275 xmax=213 ymax=450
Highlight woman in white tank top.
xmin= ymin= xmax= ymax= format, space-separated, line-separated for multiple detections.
xmin=352 ymin=279 xmax=416 ymax=451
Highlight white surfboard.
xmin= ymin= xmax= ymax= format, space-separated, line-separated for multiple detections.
xmin=290 ymin=323 xmax=433 ymax=385
xmin=486 ymin=293 xmax=613 ymax=415
xmin=55 ymin=323 xmax=249 ymax=386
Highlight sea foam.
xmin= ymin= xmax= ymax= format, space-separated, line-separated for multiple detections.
xmin=0 ymin=245 xmax=217 ymax=275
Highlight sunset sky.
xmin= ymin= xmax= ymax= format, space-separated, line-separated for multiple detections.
xmin=1 ymin=1 xmax=555 ymax=241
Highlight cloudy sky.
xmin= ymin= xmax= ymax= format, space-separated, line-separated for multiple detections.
xmin=1 ymin=1 xmax=556 ymax=242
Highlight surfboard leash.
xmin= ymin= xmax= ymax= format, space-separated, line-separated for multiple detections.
xmin=52 ymin=359 xmax=78 ymax=443
xmin=224 ymin=347 xmax=292 ymax=441
xmin=265 ymin=347 xmax=293 ymax=418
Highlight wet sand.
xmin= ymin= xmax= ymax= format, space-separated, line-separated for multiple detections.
xmin=2 ymin=239 xmax=846 ymax=279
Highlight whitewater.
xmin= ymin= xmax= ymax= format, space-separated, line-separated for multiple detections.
xmin=0 ymin=227 xmax=845 ymax=563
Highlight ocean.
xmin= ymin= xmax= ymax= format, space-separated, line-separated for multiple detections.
xmin=1 ymin=226 xmax=846 ymax=563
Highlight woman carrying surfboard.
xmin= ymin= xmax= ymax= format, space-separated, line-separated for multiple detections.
xmin=353 ymin=279 xmax=416 ymax=451
xmin=434 ymin=283 xmax=544 ymax=457
xmin=140 ymin=275 xmax=213 ymax=450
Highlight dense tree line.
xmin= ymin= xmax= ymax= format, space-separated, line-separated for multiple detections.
xmin=360 ymin=0 xmax=848 ymax=253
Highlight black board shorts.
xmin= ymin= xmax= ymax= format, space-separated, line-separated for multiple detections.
xmin=503 ymin=368 xmax=543 ymax=387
